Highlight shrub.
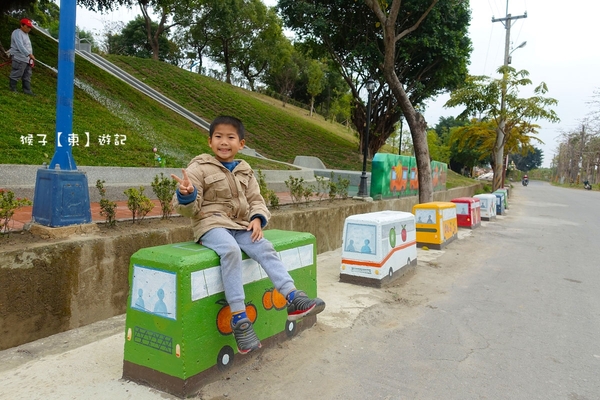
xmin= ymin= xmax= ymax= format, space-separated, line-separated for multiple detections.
xmin=124 ymin=187 xmax=154 ymax=223
xmin=151 ymin=173 xmax=177 ymax=219
xmin=314 ymin=175 xmax=329 ymax=202
xmin=95 ymin=180 xmax=117 ymax=227
xmin=0 ymin=189 xmax=32 ymax=235
xmin=303 ymin=185 xmax=314 ymax=204
xmin=257 ymin=169 xmax=279 ymax=208
xmin=336 ymin=175 xmax=350 ymax=199
xmin=285 ymin=176 xmax=307 ymax=204
xmin=328 ymin=180 xmax=338 ymax=202
xmin=326 ymin=173 xmax=350 ymax=201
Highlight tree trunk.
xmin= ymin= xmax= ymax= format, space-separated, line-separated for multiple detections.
xmin=368 ymin=0 xmax=436 ymax=203
xmin=492 ymin=125 xmax=504 ymax=191
xmin=139 ymin=2 xmax=161 ymax=61
xmin=224 ymin=40 xmax=232 ymax=84
xmin=310 ymin=97 xmax=314 ymax=117
xmin=384 ymin=70 xmax=432 ymax=203
xmin=351 ymin=95 xmax=400 ymax=158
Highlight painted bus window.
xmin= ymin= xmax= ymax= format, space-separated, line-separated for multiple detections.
xmin=454 ymin=203 xmax=469 ymax=215
xmin=131 ymin=265 xmax=177 ymax=320
xmin=415 ymin=209 xmax=436 ymax=225
xmin=189 ymin=244 xmax=314 ymax=303
xmin=344 ymin=223 xmax=377 ymax=255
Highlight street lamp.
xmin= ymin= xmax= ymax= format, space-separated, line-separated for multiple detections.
xmin=507 ymin=41 xmax=526 ymax=64
xmin=357 ymin=78 xmax=376 ymax=197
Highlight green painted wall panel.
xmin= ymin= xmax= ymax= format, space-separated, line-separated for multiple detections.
xmin=370 ymin=153 xmax=448 ymax=199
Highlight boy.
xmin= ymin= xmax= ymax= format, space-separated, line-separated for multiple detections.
xmin=172 ymin=116 xmax=325 ymax=354
xmin=9 ymin=18 xmax=35 ymax=95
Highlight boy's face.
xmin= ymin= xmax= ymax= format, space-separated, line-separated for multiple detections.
xmin=208 ymin=123 xmax=245 ymax=163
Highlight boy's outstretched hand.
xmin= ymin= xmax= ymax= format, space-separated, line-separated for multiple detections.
xmin=171 ymin=169 xmax=195 ymax=195
xmin=247 ymin=218 xmax=263 ymax=242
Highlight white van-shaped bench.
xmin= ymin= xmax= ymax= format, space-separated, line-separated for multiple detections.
xmin=340 ymin=210 xmax=417 ymax=287
xmin=473 ymin=194 xmax=497 ymax=221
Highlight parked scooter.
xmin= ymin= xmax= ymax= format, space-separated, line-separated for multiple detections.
xmin=583 ymin=180 xmax=592 ymax=190
xmin=522 ymin=175 xmax=529 ymax=186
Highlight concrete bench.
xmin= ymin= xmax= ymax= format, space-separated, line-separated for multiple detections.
xmin=122 ymin=229 xmax=318 ymax=397
xmin=340 ymin=210 xmax=417 ymax=288
xmin=412 ymin=201 xmax=458 ymax=250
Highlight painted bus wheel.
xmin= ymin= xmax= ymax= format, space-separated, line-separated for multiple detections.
xmin=285 ymin=320 xmax=297 ymax=338
xmin=217 ymin=345 xmax=235 ymax=372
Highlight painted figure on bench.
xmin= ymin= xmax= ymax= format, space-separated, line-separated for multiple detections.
xmin=361 ymin=239 xmax=372 ymax=254
xmin=172 ymin=115 xmax=325 ymax=355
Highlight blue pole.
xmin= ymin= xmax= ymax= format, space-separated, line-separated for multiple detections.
xmin=49 ymin=0 xmax=77 ymax=170
xmin=31 ymin=0 xmax=92 ymax=227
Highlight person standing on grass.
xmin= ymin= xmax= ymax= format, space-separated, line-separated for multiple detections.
xmin=9 ymin=18 xmax=36 ymax=96
xmin=171 ymin=115 xmax=325 ymax=355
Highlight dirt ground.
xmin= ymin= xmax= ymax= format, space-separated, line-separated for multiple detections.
xmin=0 ymin=226 xmax=491 ymax=400
xmin=0 ymin=196 xmax=501 ymax=399
xmin=195 ymin=227 xmax=488 ymax=400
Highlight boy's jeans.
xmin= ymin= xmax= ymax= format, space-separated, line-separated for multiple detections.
xmin=200 ymin=228 xmax=296 ymax=313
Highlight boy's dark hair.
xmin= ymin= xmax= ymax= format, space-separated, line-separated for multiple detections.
xmin=209 ymin=116 xmax=245 ymax=140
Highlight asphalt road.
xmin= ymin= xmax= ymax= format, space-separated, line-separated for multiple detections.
xmin=328 ymin=180 xmax=600 ymax=400
xmin=1 ymin=181 xmax=599 ymax=400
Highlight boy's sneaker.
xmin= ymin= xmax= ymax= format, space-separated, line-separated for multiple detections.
xmin=231 ymin=318 xmax=262 ymax=354
xmin=287 ymin=290 xmax=326 ymax=321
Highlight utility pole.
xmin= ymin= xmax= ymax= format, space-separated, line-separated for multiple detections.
xmin=579 ymin=124 xmax=587 ymax=182
xmin=492 ymin=2 xmax=527 ymax=190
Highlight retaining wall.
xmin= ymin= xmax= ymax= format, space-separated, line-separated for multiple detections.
xmin=0 ymin=184 xmax=481 ymax=350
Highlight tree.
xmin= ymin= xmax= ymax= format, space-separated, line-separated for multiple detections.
xmin=434 ymin=116 xmax=486 ymax=175
xmin=234 ymin=6 xmax=287 ymax=91
xmin=511 ymin=147 xmax=543 ymax=172
xmin=107 ymin=15 xmax=180 ymax=63
xmin=28 ymin=0 xmax=60 ymax=28
xmin=553 ymin=123 xmax=600 ymax=184
xmin=306 ymin=59 xmax=325 ymax=116
xmin=78 ymin=0 xmax=190 ymax=61
xmin=328 ymin=90 xmax=353 ymax=126
xmin=427 ymin=129 xmax=450 ymax=164
xmin=264 ymin=42 xmax=303 ymax=106
xmin=189 ymin=0 xmax=280 ymax=86
xmin=362 ymin=0 xmax=441 ymax=202
xmin=1 ymin=0 xmax=36 ymax=16
xmin=446 ymin=67 xmax=559 ymax=190
xmin=278 ymin=0 xmax=472 ymax=203
xmin=1 ymin=0 xmax=36 ymax=55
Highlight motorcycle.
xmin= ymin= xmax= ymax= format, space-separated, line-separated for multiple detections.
xmin=522 ymin=177 xmax=528 ymax=186
xmin=583 ymin=180 xmax=592 ymax=190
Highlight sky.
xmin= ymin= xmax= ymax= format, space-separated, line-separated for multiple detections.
xmin=73 ymin=0 xmax=600 ymax=168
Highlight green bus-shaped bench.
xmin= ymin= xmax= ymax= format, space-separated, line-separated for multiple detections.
xmin=122 ymin=229 xmax=318 ymax=397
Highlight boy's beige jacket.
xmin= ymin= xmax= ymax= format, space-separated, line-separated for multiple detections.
xmin=173 ymin=154 xmax=271 ymax=242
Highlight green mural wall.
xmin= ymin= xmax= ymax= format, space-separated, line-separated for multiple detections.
xmin=370 ymin=153 xmax=447 ymax=199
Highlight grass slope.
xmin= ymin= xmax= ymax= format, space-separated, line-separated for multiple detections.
xmin=1 ymin=18 xmax=361 ymax=171
xmin=0 ymin=20 xmax=477 ymax=190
